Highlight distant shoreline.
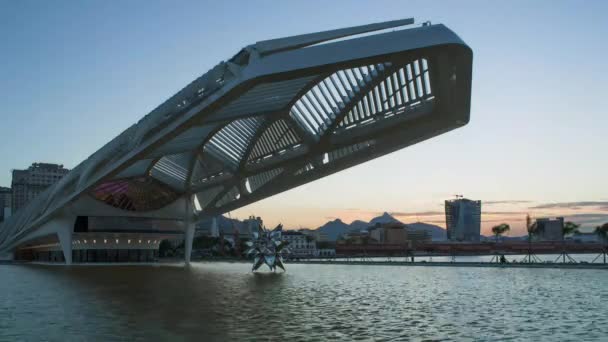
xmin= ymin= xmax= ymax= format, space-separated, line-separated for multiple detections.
xmin=3 ymin=259 xmax=608 ymax=270
xmin=288 ymin=260 xmax=608 ymax=270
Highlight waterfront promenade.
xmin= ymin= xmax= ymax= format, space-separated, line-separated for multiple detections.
xmin=336 ymin=241 xmax=608 ymax=256
xmin=8 ymin=255 xmax=607 ymax=271
xmin=289 ymin=259 xmax=608 ymax=270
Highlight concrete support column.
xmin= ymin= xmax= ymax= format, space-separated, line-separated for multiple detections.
xmin=184 ymin=194 xmax=195 ymax=265
xmin=56 ymin=223 xmax=73 ymax=265
xmin=184 ymin=221 xmax=195 ymax=265
xmin=211 ymin=216 xmax=218 ymax=237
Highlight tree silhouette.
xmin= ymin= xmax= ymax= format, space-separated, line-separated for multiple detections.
xmin=524 ymin=214 xmax=540 ymax=263
xmin=593 ymin=223 xmax=608 ymax=264
xmin=556 ymin=221 xmax=579 ymax=263
xmin=595 ymin=223 xmax=608 ymax=243
xmin=562 ymin=221 xmax=580 ymax=240
xmin=491 ymin=223 xmax=510 ymax=242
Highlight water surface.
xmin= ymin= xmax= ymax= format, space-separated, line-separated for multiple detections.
xmin=1 ymin=262 xmax=607 ymax=341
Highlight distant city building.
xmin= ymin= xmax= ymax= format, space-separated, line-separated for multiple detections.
xmin=367 ymin=222 xmax=432 ymax=246
xmin=534 ymin=217 xmax=564 ymax=241
xmin=299 ymin=228 xmax=329 ymax=242
xmin=404 ymin=226 xmax=432 ymax=244
xmin=11 ymin=163 xmax=69 ymax=214
xmin=0 ymin=187 xmax=11 ymax=222
xmin=318 ymin=248 xmax=336 ymax=257
xmin=243 ymin=216 xmax=263 ymax=238
xmin=571 ymin=232 xmax=599 ymax=243
xmin=338 ymin=230 xmax=373 ymax=245
xmin=283 ymin=231 xmax=317 ymax=258
xmin=369 ymin=222 xmax=408 ymax=245
xmin=445 ymin=198 xmax=481 ymax=242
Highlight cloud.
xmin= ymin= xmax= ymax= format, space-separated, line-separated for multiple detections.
xmin=482 ymin=218 xmax=527 ymax=223
xmin=484 ymin=200 xmax=533 ymax=205
xmin=565 ymin=213 xmax=608 ymax=218
xmin=529 ymin=201 xmax=608 ymax=210
xmin=563 ymin=213 xmax=608 ymax=221
xmin=482 ymin=211 xmax=527 ymax=215
xmin=563 ymin=213 xmax=608 ymax=228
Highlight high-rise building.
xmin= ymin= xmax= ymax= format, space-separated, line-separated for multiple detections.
xmin=0 ymin=187 xmax=11 ymax=222
xmin=445 ymin=198 xmax=481 ymax=242
xmin=534 ymin=217 xmax=564 ymax=241
xmin=11 ymin=163 xmax=69 ymax=214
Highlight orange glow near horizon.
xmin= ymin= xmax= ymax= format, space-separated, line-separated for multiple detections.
xmin=232 ymin=199 xmax=608 ymax=237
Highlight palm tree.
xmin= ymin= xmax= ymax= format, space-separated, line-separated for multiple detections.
xmin=491 ymin=223 xmax=511 ymax=242
xmin=562 ymin=221 xmax=580 ymax=239
xmin=524 ymin=214 xmax=539 ymax=263
xmin=556 ymin=221 xmax=579 ymax=263
xmin=594 ymin=223 xmax=608 ymax=264
xmin=490 ymin=223 xmax=510 ymax=263
xmin=595 ymin=223 xmax=608 ymax=244
xmin=526 ymin=214 xmax=538 ymax=241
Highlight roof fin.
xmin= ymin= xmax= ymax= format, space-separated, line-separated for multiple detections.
xmin=253 ymin=18 xmax=415 ymax=56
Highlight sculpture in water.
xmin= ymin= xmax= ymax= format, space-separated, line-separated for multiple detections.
xmin=245 ymin=223 xmax=289 ymax=272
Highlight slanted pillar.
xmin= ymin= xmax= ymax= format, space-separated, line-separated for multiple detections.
xmin=184 ymin=221 xmax=195 ymax=265
xmin=56 ymin=223 xmax=73 ymax=265
xmin=211 ymin=217 xmax=218 ymax=237
xmin=183 ymin=195 xmax=196 ymax=265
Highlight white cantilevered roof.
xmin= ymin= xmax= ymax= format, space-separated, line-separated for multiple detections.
xmin=0 ymin=18 xmax=472 ymax=252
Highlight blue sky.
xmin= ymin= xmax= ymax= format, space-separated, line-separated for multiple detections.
xmin=1 ymin=1 xmax=607 ymax=234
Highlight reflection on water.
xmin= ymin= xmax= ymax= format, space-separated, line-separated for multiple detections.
xmin=1 ymin=262 xmax=607 ymax=341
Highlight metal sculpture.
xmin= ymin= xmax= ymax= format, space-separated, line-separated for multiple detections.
xmin=246 ymin=223 xmax=289 ymax=272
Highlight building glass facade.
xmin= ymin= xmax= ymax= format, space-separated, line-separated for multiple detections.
xmin=445 ymin=198 xmax=481 ymax=242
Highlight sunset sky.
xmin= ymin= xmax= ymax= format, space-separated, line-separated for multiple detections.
xmin=1 ymin=1 xmax=606 ymax=236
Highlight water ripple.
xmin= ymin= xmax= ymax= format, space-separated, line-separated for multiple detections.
xmin=0 ymin=263 xmax=607 ymax=341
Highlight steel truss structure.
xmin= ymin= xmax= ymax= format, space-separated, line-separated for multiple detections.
xmin=0 ymin=18 xmax=472 ymax=263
